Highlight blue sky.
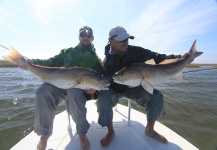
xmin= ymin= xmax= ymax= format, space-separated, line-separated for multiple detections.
xmin=1 ymin=0 xmax=217 ymax=64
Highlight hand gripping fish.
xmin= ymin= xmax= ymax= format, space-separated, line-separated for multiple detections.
xmin=112 ymin=40 xmax=203 ymax=94
xmin=2 ymin=46 xmax=110 ymax=90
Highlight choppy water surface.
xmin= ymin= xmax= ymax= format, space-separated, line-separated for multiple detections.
xmin=0 ymin=67 xmax=217 ymax=150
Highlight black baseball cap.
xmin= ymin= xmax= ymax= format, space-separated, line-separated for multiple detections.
xmin=79 ymin=26 xmax=93 ymax=36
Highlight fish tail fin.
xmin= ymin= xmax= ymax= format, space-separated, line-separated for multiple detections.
xmin=2 ymin=45 xmax=24 ymax=65
xmin=189 ymin=40 xmax=203 ymax=59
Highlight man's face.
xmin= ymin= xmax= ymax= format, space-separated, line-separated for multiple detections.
xmin=79 ymin=31 xmax=94 ymax=46
xmin=110 ymin=39 xmax=128 ymax=52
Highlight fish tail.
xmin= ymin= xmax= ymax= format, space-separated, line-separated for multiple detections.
xmin=2 ymin=45 xmax=24 ymax=65
xmin=189 ymin=40 xmax=203 ymax=59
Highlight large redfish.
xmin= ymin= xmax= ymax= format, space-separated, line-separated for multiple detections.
xmin=113 ymin=40 xmax=203 ymax=94
xmin=2 ymin=46 xmax=110 ymax=90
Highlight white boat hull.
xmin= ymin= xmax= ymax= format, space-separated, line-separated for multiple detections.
xmin=10 ymin=100 xmax=198 ymax=150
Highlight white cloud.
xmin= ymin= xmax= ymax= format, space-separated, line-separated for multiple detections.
xmin=0 ymin=6 xmax=28 ymax=38
xmin=22 ymin=0 xmax=78 ymax=24
xmin=128 ymin=0 xmax=217 ymax=53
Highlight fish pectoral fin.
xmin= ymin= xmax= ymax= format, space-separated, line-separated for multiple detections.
xmin=80 ymin=74 xmax=94 ymax=82
xmin=72 ymin=84 xmax=85 ymax=89
xmin=141 ymin=79 xmax=154 ymax=94
xmin=175 ymin=72 xmax=183 ymax=80
xmin=71 ymin=81 xmax=82 ymax=88
xmin=144 ymin=59 xmax=155 ymax=65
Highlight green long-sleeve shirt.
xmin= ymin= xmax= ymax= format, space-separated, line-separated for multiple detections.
xmin=33 ymin=43 xmax=103 ymax=73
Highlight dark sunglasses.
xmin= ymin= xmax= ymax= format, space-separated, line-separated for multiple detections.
xmin=109 ymin=34 xmax=128 ymax=42
xmin=119 ymin=39 xmax=128 ymax=42
xmin=80 ymin=32 xmax=92 ymax=38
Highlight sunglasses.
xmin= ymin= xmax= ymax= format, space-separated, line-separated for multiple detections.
xmin=80 ymin=32 xmax=92 ymax=38
xmin=119 ymin=39 xmax=128 ymax=42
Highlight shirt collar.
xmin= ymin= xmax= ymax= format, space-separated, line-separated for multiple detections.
xmin=78 ymin=43 xmax=95 ymax=52
xmin=109 ymin=46 xmax=128 ymax=55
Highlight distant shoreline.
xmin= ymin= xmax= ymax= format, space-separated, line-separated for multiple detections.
xmin=0 ymin=60 xmax=216 ymax=68
xmin=0 ymin=60 xmax=18 ymax=67
xmin=187 ymin=63 xmax=217 ymax=68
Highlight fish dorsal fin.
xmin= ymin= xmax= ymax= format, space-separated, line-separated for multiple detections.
xmin=141 ymin=79 xmax=154 ymax=94
xmin=144 ymin=59 xmax=155 ymax=65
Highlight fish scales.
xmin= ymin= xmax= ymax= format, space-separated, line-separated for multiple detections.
xmin=2 ymin=46 xmax=110 ymax=90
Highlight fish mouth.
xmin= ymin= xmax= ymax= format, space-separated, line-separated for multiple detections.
xmin=113 ymin=76 xmax=125 ymax=84
xmin=103 ymin=79 xmax=110 ymax=86
xmin=113 ymin=79 xmax=124 ymax=84
xmin=105 ymin=82 xmax=110 ymax=87
xmin=112 ymin=75 xmax=122 ymax=81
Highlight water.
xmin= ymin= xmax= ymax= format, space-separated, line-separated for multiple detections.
xmin=0 ymin=67 xmax=217 ymax=150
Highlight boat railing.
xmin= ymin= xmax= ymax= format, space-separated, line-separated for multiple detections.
xmin=127 ymin=99 xmax=131 ymax=126
xmin=65 ymin=98 xmax=132 ymax=139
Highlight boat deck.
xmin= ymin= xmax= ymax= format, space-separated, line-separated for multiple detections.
xmin=11 ymin=100 xmax=198 ymax=150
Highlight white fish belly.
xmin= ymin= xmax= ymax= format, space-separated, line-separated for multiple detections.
xmin=42 ymin=78 xmax=77 ymax=89
xmin=147 ymin=73 xmax=179 ymax=85
xmin=114 ymin=78 xmax=142 ymax=87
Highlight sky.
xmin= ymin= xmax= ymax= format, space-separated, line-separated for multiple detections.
xmin=0 ymin=0 xmax=217 ymax=64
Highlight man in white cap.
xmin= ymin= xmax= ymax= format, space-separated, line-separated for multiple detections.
xmin=97 ymin=26 xmax=183 ymax=148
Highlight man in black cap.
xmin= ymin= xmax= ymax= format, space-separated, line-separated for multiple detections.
xmin=97 ymin=26 xmax=184 ymax=148
xmin=20 ymin=26 xmax=102 ymax=150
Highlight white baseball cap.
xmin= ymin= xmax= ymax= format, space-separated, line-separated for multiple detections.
xmin=109 ymin=26 xmax=134 ymax=41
